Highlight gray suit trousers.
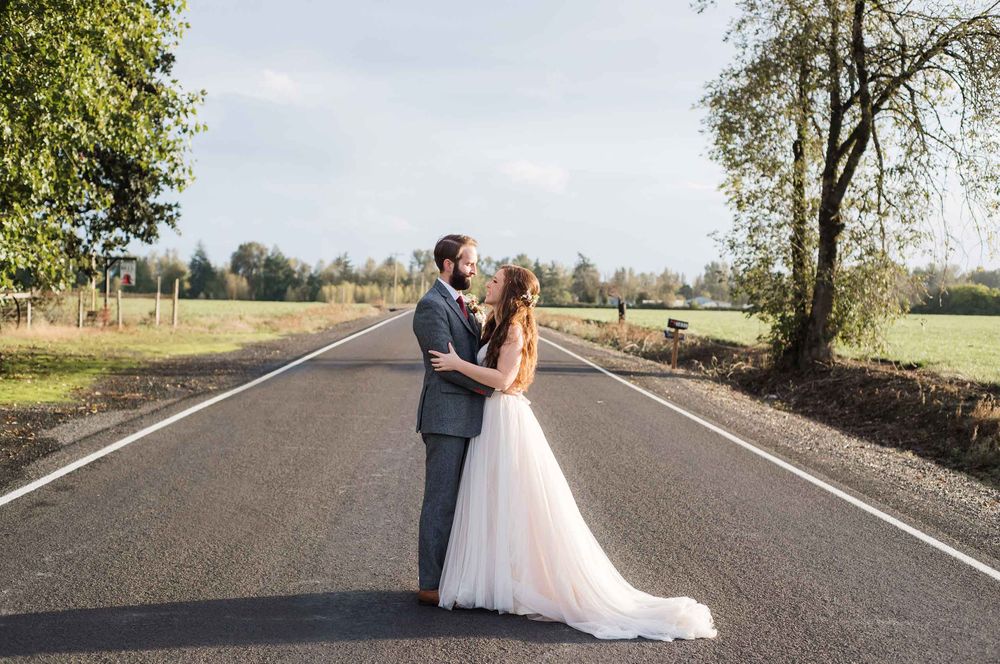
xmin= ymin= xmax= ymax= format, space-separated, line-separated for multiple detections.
xmin=418 ymin=432 xmax=468 ymax=590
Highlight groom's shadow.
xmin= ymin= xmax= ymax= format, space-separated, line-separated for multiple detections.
xmin=0 ymin=590 xmax=600 ymax=656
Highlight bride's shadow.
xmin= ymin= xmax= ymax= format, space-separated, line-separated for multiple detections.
xmin=0 ymin=590 xmax=596 ymax=656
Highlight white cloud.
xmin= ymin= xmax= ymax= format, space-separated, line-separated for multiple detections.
xmin=499 ymin=160 xmax=569 ymax=194
xmin=258 ymin=69 xmax=301 ymax=104
xmin=386 ymin=214 xmax=415 ymax=233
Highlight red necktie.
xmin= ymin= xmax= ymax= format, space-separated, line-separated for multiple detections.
xmin=457 ymin=297 xmax=469 ymax=319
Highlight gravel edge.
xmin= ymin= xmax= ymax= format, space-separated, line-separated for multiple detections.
xmin=0 ymin=309 xmax=402 ymax=492
xmin=539 ymin=325 xmax=1000 ymax=567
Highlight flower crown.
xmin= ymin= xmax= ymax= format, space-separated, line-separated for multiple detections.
xmin=520 ymin=291 xmax=541 ymax=308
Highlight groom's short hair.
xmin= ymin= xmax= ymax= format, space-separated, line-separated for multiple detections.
xmin=434 ymin=234 xmax=478 ymax=271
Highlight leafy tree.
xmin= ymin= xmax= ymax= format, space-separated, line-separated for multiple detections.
xmin=477 ymin=256 xmax=502 ymax=279
xmin=914 ymin=263 xmax=965 ymax=293
xmin=0 ymin=0 xmax=203 ymax=292
xmin=283 ymin=258 xmax=313 ymax=301
xmin=912 ymin=283 xmax=1000 ymax=314
xmin=634 ymin=270 xmax=658 ymax=303
xmin=325 ymin=253 xmax=355 ymax=284
xmin=357 ymin=258 xmax=379 ymax=285
xmin=510 ymin=253 xmax=535 ymax=270
xmin=410 ymin=249 xmax=438 ymax=291
xmin=969 ymin=268 xmax=1000 ymax=290
xmin=134 ymin=255 xmax=159 ymax=293
xmin=571 ymin=253 xmax=602 ymax=303
xmin=374 ymin=257 xmax=401 ymax=290
xmin=655 ymin=269 xmax=683 ymax=304
xmin=222 ymin=269 xmax=251 ymax=300
xmin=609 ymin=267 xmax=639 ymax=302
xmin=699 ymin=261 xmax=732 ymax=302
xmin=533 ymin=259 xmax=574 ymax=305
xmin=700 ymin=0 xmax=1000 ymax=367
xmin=187 ymin=242 xmax=218 ymax=298
xmin=259 ymin=247 xmax=299 ymax=301
xmin=155 ymin=249 xmax=189 ymax=295
xmin=230 ymin=242 xmax=268 ymax=299
xmin=303 ymin=264 xmax=325 ymax=301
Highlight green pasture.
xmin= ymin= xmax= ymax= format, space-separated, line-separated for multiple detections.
xmin=538 ymin=307 xmax=1000 ymax=385
xmin=0 ymin=299 xmax=378 ymax=405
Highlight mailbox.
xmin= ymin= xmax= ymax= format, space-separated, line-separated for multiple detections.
xmin=664 ymin=318 xmax=689 ymax=369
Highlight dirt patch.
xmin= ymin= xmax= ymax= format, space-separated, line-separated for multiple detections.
xmin=538 ymin=312 xmax=1000 ymax=490
xmin=0 ymin=309 xmax=395 ymax=489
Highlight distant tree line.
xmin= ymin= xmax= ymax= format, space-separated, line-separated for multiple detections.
xmin=904 ymin=265 xmax=1000 ymax=316
xmin=99 ymin=241 xmax=1000 ymax=315
xmin=104 ymin=241 xmax=750 ymax=308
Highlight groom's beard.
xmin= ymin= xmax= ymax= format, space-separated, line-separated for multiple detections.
xmin=449 ymin=271 xmax=472 ymax=292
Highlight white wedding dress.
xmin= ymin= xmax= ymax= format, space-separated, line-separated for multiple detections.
xmin=437 ymin=344 xmax=718 ymax=641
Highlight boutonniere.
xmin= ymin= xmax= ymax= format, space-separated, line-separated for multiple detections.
xmin=463 ymin=294 xmax=487 ymax=326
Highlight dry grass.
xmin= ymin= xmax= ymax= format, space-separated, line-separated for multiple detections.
xmin=0 ymin=302 xmax=380 ymax=405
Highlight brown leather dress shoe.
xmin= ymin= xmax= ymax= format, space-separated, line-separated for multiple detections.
xmin=416 ymin=589 xmax=440 ymax=606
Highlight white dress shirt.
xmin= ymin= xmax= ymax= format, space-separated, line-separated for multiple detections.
xmin=437 ymin=277 xmax=464 ymax=303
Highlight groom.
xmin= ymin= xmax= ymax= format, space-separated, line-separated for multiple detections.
xmin=411 ymin=234 xmax=494 ymax=606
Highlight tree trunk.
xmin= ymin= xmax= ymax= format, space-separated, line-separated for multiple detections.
xmin=799 ymin=202 xmax=842 ymax=366
xmin=794 ymin=0 xmax=871 ymax=370
xmin=784 ymin=58 xmax=813 ymax=366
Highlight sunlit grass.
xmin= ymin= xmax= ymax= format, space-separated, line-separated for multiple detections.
xmin=0 ymin=300 xmax=379 ymax=405
xmin=538 ymin=307 xmax=1000 ymax=385
xmin=538 ymin=308 xmax=768 ymax=345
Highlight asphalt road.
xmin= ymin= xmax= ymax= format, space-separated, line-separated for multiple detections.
xmin=1 ymin=311 xmax=997 ymax=663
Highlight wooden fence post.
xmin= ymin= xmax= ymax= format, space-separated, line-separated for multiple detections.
xmin=172 ymin=278 xmax=179 ymax=329
xmin=78 ymin=290 xmax=84 ymax=328
xmin=117 ymin=290 xmax=123 ymax=329
xmin=155 ymin=276 xmax=161 ymax=326
xmin=26 ymin=297 xmax=32 ymax=330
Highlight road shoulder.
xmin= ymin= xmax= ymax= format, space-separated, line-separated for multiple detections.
xmin=0 ymin=308 xmax=406 ymax=494
xmin=539 ymin=326 xmax=1000 ymax=568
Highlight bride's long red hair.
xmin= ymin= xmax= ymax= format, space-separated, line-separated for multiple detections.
xmin=482 ymin=265 xmax=539 ymax=392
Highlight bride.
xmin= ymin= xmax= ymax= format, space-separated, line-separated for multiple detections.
xmin=427 ymin=264 xmax=718 ymax=641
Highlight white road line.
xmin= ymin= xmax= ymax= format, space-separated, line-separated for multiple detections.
xmin=540 ymin=335 xmax=1000 ymax=584
xmin=0 ymin=310 xmax=414 ymax=509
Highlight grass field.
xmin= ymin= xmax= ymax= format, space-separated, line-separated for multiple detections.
xmin=539 ymin=307 xmax=1000 ymax=385
xmin=0 ymin=298 xmax=379 ymax=405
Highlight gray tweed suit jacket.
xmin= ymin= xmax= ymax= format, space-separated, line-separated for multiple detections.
xmin=413 ymin=280 xmax=494 ymax=438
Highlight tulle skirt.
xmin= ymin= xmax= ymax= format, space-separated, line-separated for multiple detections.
xmin=438 ymin=392 xmax=718 ymax=641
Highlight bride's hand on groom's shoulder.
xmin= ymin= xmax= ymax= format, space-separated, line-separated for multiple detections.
xmin=429 ymin=342 xmax=461 ymax=372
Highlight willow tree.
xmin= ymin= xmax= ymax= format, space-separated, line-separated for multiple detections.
xmin=0 ymin=0 xmax=203 ymax=292
xmin=700 ymin=0 xmax=1000 ymax=368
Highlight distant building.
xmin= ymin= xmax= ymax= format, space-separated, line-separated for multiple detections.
xmin=685 ymin=296 xmax=733 ymax=309
xmin=639 ymin=298 xmax=689 ymax=308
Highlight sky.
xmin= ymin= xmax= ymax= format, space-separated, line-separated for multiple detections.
xmin=133 ymin=0 xmax=999 ymax=279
